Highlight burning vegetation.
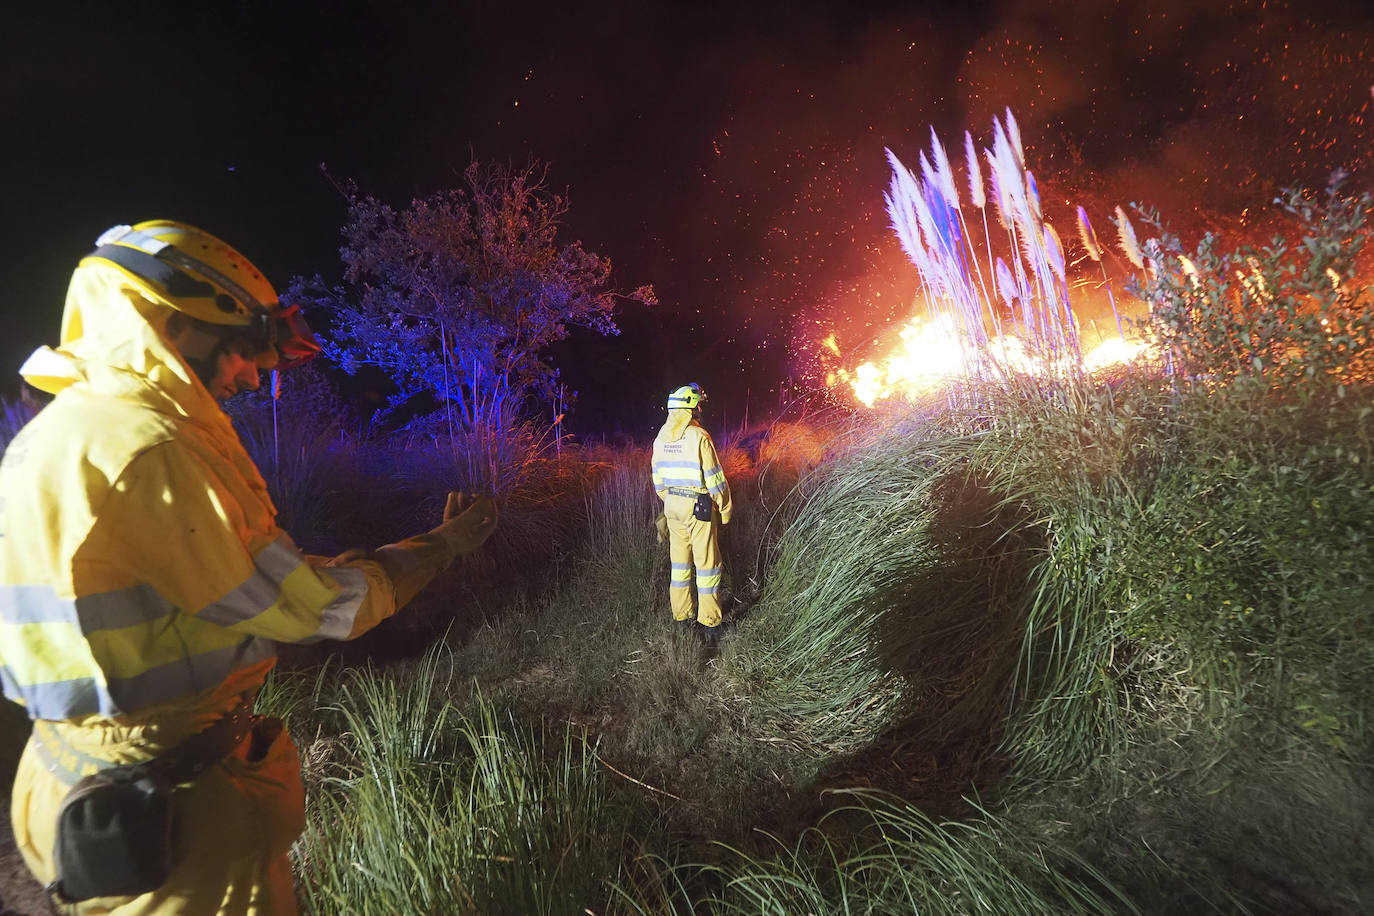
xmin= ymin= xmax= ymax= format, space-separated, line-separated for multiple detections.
xmin=818 ymin=110 xmax=1144 ymax=406
xmin=818 ymin=104 xmax=1372 ymax=409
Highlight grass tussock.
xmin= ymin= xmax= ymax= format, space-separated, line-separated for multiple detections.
xmin=266 ymin=650 xmax=634 ymax=916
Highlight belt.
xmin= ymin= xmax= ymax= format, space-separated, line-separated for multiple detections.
xmin=149 ymin=696 xmax=256 ymax=783
xmin=666 ymin=487 xmax=706 ymax=499
xmin=32 ymin=694 xmax=257 ymax=787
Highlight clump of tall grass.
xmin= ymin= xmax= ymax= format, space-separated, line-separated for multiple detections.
xmin=954 ymin=378 xmax=1172 ymax=782
xmin=735 ymin=415 xmax=1007 ymax=755
xmin=286 ymin=648 xmax=634 ymax=916
xmin=958 ymin=375 xmax=1374 ymax=786
xmin=226 ymin=366 xmax=367 ymax=554
xmin=400 ymin=396 xmax=573 ymax=506
xmin=264 ymin=645 xmax=1142 ymax=914
xmin=578 ymin=451 xmax=654 ymax=559
xmin=616 ymin=789 xmax=1133 ymax=915
xmin=230 ymin=405 xmax=361 ymax=555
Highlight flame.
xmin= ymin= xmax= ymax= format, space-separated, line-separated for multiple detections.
xmin=825 ymin=314 xmax=1146 ymax=407
xmin=830 ymin=316 xmax=968 ymax=407
xmin=1082 ymin=337 xmax=1147 ymax=371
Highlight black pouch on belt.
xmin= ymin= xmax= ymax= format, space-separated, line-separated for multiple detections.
xmin=49 ymin=768 xmax=175 ymax=902
xmin=46 ymin=697 xmax=254 ymax=903
xmin=693 ymin=493 xmax=713 ymax=521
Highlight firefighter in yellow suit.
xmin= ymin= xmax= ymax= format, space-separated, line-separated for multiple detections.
xmin=651 ymin=383 xmax=732 ymax=644
xmin=0 ymin=221 xmax=499 ymax=914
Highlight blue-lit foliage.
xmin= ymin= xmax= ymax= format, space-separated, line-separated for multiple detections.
xmin=292 ymin=160 xmax=655 ymax=431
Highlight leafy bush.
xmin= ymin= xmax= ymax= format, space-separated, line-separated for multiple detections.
xmin=293 ymin=160 xmax=654 ymax=431
xmin=1135 ymin=177 xmax=1374 ymax=389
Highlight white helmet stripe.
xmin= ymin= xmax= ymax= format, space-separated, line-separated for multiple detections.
xmin=95 ymin=225 xmax=170 ymax=255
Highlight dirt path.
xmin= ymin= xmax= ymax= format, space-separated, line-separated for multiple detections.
xmin=1 ymin=710 xmax=51 ymax=916
xmin=0 ymin=821 xmax=52 ymax=916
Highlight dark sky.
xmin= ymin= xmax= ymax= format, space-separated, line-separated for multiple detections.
xmin=3 ymin=0 xmax=1372 ymax=435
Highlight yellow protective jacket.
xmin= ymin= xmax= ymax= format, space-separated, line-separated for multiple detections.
xmin=650 ymin=410 xmax=732 ymax=523
xmin=0 ymin=260 xmax=409 ymax=913
xmin=0 ymin=260 xmax=399 ymax=729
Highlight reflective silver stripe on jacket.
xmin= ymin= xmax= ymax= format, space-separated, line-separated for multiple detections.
xmin=310 ymin=566 xmax=368 ymax=642
xmin=1 ymin=636 xmax=274 ymax=720
xmin=0 ymin=666 xmax=112 ymax=718
xmin=106 ymin=638 xmax=275 ymax=712
xmin=197 ymin=536 xmax=303 ymax=628
xmin=1 ymin=585 xmax=80 ymax=625
xmin=654 ymin=460 xmax=704 ymax=487
xmin=1 ymin=583 xmax=174 ymax=631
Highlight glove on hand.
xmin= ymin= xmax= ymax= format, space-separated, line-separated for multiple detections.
xmin=437 ymin=492 xmax=500 ymax=554
xmin=654 ymin=513 xmax=669 ymax=544
xmin=362 ymin=491 xmax=499 ymax=609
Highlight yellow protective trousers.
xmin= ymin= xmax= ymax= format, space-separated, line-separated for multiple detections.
xmin=663 ymin=492 xmax=724 ymax=627
xmin=11 ymin=716 xmax=305 ymax=915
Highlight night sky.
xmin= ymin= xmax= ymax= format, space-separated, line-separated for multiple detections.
xmin=4 ymin=0 xmax=1371 ymax=436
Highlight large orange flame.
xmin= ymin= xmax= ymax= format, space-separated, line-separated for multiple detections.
xmin=824 ymin=314 xmax=1147 ymax=407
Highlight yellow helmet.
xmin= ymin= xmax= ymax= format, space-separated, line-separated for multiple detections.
xmin=85 ymin=221 xmax=320 ymax=368
xmin=667 ymin=383 xmax=706 ymax=410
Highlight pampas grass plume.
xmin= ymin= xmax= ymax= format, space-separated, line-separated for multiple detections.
xmin=1113 ymin=205 xmax=1144 ymax=269
xmin=1005 ymin=107 xmax=1026 ymax=168
xmin=1025 ymin=170 xmax=1043 ymax=225
xmin=1043 ymin=224 xmax=1066 ymax=282
xmin=965 ymin=131 xmax=985 ymax=210
xmin=988 ymin=130 xmax=1029 ymax=236
xmin=884 ymin=149 xmax=929 ymax=272
xmin=929 ymin=126 xmax=961 ymax=209
xmin=995 ymin=257 xmax=1017 ymax=309
xmin=1076 ymin=206 xmax=1102 ymax=261
xmin=985 ymin=149 xmax=1009 ymax=230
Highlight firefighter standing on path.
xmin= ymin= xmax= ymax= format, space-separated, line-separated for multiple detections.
xmin=651 ymin=383 xmax=732 ymax=645
xmin=0 ymin=221 xmax=499 ymax=914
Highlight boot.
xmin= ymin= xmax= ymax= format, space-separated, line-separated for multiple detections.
xmin=699 ymin=624 xmax=722 ymax=647
xmin=674 ymin=617 xmax=697 ymax=637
